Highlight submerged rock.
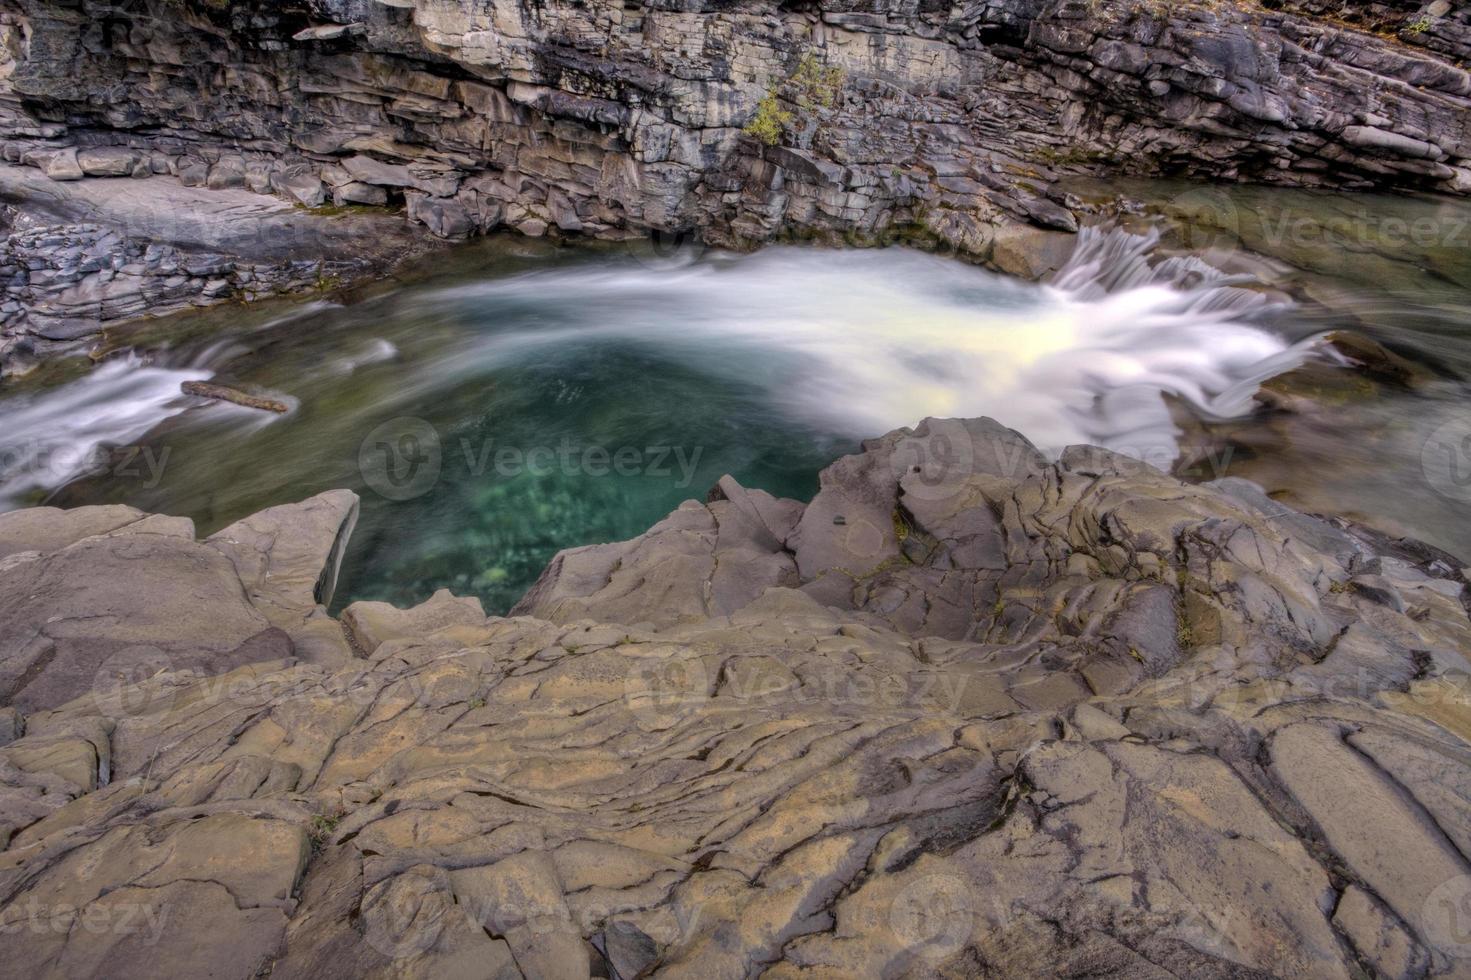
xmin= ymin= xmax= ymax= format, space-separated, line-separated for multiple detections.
xmin=1 ymin=419 xmax=1469 ymax=976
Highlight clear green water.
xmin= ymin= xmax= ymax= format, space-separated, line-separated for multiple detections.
xmin=9 ymin=194 xmax=1471 ymax=613
xmin=36 ymin=245 xmax=855 ymax=613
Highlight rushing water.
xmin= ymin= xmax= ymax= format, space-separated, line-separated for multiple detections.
xmin=4 ymin=205 xmax=1471 ymax=612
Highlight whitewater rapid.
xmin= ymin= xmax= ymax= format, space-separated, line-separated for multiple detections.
xmin=0 ymin=356 xmax=211 ymax=505
xmin=408 ymin=227 xmax=1311 ymax=462
xmin=0 ymin=228 xmax=1316 ymax=507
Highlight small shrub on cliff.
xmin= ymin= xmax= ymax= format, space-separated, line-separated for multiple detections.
xmin=744 ymin=53 xmax=844 ymax=147
xmin=793 ymin=53 xmax=845 ymax=110
xmin=744 ymin=88 xmax=793 ymax=146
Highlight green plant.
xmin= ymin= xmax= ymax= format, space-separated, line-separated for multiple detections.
xmin=309 ymin=813 xmax=340 ymax=851
xmin=744 ymin=52 xmax=844 ymax=147
xmin=744 ymin=87 xmax=793 ymax=146
xmin=469 ymin=696 xmax=486 ymax=709
xmin=792 ymin=52 xmax=845 ymax=110
xmin=1406 ymin=15 xmax=1433 ymax=34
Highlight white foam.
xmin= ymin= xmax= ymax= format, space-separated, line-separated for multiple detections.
xmin=419 ymin=228 xmax=1311 ymax=462
xmin=0 ymin=229 xmax=1316 ymax=507
xmin=0 ymin=356 xmax=210 ymax=505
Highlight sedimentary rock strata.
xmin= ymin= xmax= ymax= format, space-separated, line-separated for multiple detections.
xmin=0 ymin=159 xmax=439 ymax=370
xmin=4 ymin=0 xmax=1471 ymax=361
xmin=2 ymin=418 xmax=1470 ymax=977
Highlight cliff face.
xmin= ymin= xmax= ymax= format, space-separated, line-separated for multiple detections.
xmin=3 ymin=0 xmax=1471 ymax=255
xmin=1 ymin=0 xmax=1470 ymax=363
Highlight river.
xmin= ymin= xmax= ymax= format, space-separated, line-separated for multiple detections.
xmin=4 ymin=187 xmax=1471 ymax=612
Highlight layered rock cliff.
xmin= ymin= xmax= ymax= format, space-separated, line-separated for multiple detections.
xmin=2 ymin=419 xmax=1471 ymax=977
xmin=3 ymin=0 xmax=1471 ymax=362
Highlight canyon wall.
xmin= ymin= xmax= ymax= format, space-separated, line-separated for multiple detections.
xmin=1 ymin=0 xmax=1470 ymax=361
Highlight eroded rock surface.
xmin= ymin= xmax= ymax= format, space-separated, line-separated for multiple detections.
xmin=2 ymin=419 xmax=1470 ymax=977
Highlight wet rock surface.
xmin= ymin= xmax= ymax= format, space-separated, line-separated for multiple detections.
xmin=0 ymin=162 xmax=439 ymax=371
xmin=2 ymin=419 xmax=1470 ymax=977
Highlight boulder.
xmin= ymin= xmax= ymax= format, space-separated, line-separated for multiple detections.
xmin=76 ymin=147 xmax=141 ymax=177
xmin=34 ymin=147 xmax=83 ymax=181
xmin=406 ymin=193 xmax=474 ymax=238
xmin=272 ymin=167 xmax=327 ymax=207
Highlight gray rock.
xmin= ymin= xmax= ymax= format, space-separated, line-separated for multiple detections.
xmin=332 ymin=181 xmax=387 ymax=206
xmin=206 ymin=490 xmax=360 ymax=663
xmin=406 ymin=193 xmax=474 ymax=238
xmin=206 ymin=157 xmax=246 ymax=190
xmin=7 ymin=0 xmax=1468 ymax=269
xmin=76 ymin=147 xmax=140 ymax=177
xmin=342 ymin=588 xmax=486 ymax=654
xmin=272 ymin=167 xmax=326 ymax=208
xmin=35 ymin=147 xmax=82 ymax=181
xmin=0 ymin=162 xmax=436 ymax=367
xmin=293 ymin=24 xmax=364 ymax=42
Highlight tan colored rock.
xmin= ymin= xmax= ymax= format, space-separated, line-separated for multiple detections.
xmin=342 ymin=588 xmax=487 ymax=653
xmin=1 ymin=417 xmax=1470 ymax=976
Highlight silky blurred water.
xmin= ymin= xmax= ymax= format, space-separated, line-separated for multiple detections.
xmin=5 ymin=208 xmax=1471 ymax=612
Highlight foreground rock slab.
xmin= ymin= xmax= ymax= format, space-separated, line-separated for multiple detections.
xmin=2 ymin=420 xmax=1471 ymax=977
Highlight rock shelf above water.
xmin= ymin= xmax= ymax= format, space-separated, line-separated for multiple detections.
xmin=8 ymin=0 xmax=1471 ymax=365
xmin=1 ymin=417 xmax=1469 ymax=977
